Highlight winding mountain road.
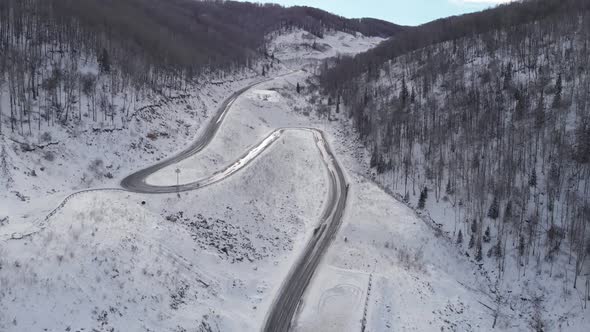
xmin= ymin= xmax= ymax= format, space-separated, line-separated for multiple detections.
xmin=120 ymin=73 xmax=348 ymax=332
xmin=120 ymin=81 xmax=253 ymax=193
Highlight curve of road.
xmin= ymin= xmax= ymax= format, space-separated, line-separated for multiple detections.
xmin=120 ymin=73 xmax=348 ymax=332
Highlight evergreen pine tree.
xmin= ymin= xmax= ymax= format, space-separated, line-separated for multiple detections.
xmin=494 ymin=239 xmax=503 ymax=258
xmin=518 ymin=235 xmax=526 ymax=258
xmin=475 ymin=239 xmax=483 ymax=262
xmin=504 ymin=201 xmax=513 ymax=223
xmin=370 ymin=145 xmax=378 ymax=168
xmin=456 ymin=229 xmax=463 ymax=245
xmin=0 ymin=146 xmax=13 ymax=188
xmin=488 ymin=197 xmax=499 ymax=219
xmin=483 ymin=226 xmax=491 ymax=243
xmin=417 ymin=187 xmax=428 ymax=209
xmin=400 ymin=75 xmax=409 ymax=106
xmin=487 ymin=241 xmax=503 ymax=258
xmin=377 ymin=155 xmax=386 ymax=174
xmin=514 ymin=90 xmax=526 ymax=121
xmin=98 ymin=48 xmax=110 ymax=74
xmin=468 ymin=234 xmax=475 ymax=249
xmin=296 ymin=82 xmax=301 ymax=94
xmin=531 ymin=170 xmax=538 ymax=187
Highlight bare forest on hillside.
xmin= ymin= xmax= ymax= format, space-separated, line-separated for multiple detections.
xmin=0 ymin=0 xmax=401 ymax=137
xmin=321 ymin=0 xmax=590 ymax=291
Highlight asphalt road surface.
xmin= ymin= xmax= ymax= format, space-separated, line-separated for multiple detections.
xmin=120 ymin=73 xmax=349 ymax=332
xmin=120 ymin=82 xmax=254 ymax=193
xmin=261 ymin=129 xmax=349 ymax=332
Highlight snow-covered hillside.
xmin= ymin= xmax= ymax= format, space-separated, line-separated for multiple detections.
xmin=268 ymin=29 xmax=384 ymax=67
xmin=0 ymin=28 xmax=382 ymax=240
xmin=316 ymin=7 xmax=590 ymax=331
xmin=0 ymin=30 xmax=390 ymax=331
xmin=2 ymin=5 xmax=587 ymax=331
xmin=276 ymin=75 xmax=589 ymax=331
xmin=0 ymin=126 xmax=328 ymax=331
xmin=0 ymin=70 xmax=266 ymax=239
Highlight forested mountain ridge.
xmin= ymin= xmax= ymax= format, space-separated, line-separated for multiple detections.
xmin=321 ymin=0 xmax=590 ymax=91
xmin=0 ymin=0 xmax=389 ymax=237
xmin=0 ymin=3 xmax=399 ymax=330
xmin=320 ymin=0 xmax=590 ymax=312
xmin=0 ymin=0 xmax=402 ymax=137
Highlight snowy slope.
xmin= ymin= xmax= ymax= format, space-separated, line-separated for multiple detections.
xmin=147 ymin=71 xmax=319 ymax=187
xmin=324 ymin=24 xmax=590 ymax=330
xmin=268 ymin=29 xmax=384 ymax=68
xmin=275 ymin=73 xmax=589 ymax=330
xmin=0 ymin=130 xmax=328 ymax=330
xmin=4 ymin=19 xmax=582 ymax=332
xmin=0 ymin=30 xmax=386 ymax=331
xmin=0 ymin=70 xmax=267 ymax=239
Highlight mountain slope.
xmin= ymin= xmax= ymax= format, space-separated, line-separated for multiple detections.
xmin=321 ymin=0 xmax=590 ymax=90
xmin=0 ymin=1 xmax=412 ymax=331
xmin=0 ymin=0 xmax=402 ymax=84
xmin=0 ymin=0 xmax=400 ymax=138
xmin=318 ymin=0 xmax=590 ymax=327
xmin=0 ymin=0 xmax=389 ymax=240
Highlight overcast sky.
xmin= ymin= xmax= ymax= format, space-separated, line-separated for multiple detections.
xmin=237 ymin=0 xmax=514 ymax=26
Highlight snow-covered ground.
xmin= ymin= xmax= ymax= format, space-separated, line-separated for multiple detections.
xmin=147 ymin=71 xmax=318 ymax=187
xmin=274 ymin=71 xmax=589 ymax=330
xmin=3 ymin=24 xmax=584 ymax=331
xmin=0 ymin=30 xmax=390 ymax=331
xmin=268 ymin=29 xmax=384 ymax=68
xmin=325 ymin=28 xmax=590 ymax=330
xmin=295 ymin=178 xmax=494 ymax=331
xmin=0 ymin=131 xmax=327 ymax=330
xmin=0 ymin=70 xmax=269 ymax=239
xmin=272 ymin=87 xmax=497 ymax=331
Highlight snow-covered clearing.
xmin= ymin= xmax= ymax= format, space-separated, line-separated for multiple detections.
xmin=268 ymin=29 xmax=384 ymax=68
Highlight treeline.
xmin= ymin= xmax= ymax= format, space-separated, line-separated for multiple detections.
xmin=0 ymin=0 xmax=402 ymax=85
xmin=278 ymin=6 xmax=405 ymax=38
xmin=0 ymin=0 xmax=401 ymax=136
xmin=50 ymin=0 xmax=400 ymax=77
xmin=321 ymin=0 xmax=590 ymax=92
xmin=321 ymin=0 xmax=590 ymax=287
